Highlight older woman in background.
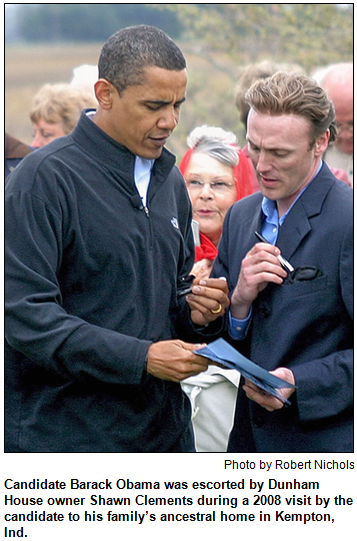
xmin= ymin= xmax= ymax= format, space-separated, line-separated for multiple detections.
xmin=180 ymin=126 xmax=254 ymax=452
xmin=179 ymin=125 xmax=254 ymax=280
xmin=30 ymin=83 xmax=97 ymax=148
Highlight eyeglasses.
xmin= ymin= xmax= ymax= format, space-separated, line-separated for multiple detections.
xmin=186 ymin=179 xmax=235 ymax=193
xmin=336 ymin=121 xmax=353 ymax=134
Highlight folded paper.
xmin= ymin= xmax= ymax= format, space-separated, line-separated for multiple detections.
xmin=195 ymin=338 xmax=296 ymax=405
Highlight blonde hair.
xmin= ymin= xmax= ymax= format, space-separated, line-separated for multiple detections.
xmin=30 ymin=83 xmax=97 ymax=133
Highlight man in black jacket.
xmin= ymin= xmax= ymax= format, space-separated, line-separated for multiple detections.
xmin=5 ymin=25 xmax=228 ymax=452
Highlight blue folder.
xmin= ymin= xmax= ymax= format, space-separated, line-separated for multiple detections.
xmin=195 ymin=338 xmax=296 ymax=405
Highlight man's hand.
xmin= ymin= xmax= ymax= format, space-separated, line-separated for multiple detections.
xmin=146 ymin=340 xmax=209 ymax=382
xmin=231 ymin=242 xmax=287 ymax=319
xmin=186 ymin=277 xmax=230 ymax=326
xmin=243 ymin=367 xmax=295 ymax=411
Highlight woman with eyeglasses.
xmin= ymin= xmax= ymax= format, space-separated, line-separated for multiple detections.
xmin=179 ymin=126 xmax=254 ymax=452
xmin=179 ymin=126 xmax=254 ymax=282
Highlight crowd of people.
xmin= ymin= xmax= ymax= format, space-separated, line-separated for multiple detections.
xmin=5 ymin=25 xmax=353 ymax=453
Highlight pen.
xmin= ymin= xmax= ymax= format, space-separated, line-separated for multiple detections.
xmin=178 ymin=276 xmax=226 ymax=297
xmin=254 ymin=231 xmax=295 ymax=273
xmin=178 ymin=286 xmax=193 ymax=297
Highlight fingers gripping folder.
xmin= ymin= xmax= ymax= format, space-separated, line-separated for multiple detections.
xmin=195 ymin=338 xmax=296 ymax=405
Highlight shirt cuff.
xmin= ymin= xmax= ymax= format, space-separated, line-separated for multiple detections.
xmin=228 ymin=309 xmax=252 ymax=340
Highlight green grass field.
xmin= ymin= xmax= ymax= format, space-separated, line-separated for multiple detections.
xmin=5 ymin=42 xmax=245 ymax=161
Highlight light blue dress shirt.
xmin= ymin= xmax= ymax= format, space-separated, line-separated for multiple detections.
xmin=134 ymin=156 xmax=154 ymax=206
xmin=229 ymin=161 xmax=322 ymax=340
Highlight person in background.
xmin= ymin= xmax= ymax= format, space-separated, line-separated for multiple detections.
xmin=213 ymin=72 xmax=353 ymax=453
xmin=315 ymin=62 xmax=353 ymax=187
xmin=30 ymin=83 xmax=97 ymax=148
xmin=70 ymin=64 xmax=98 ymax=98
xmin=5 ymin=132 xmax=32 ymax=180
xmin=179 ymin=125 xmax=254 ymax=280
xmin=179 ymin=126 xmax=254 ymax=452
xmin=5 ymin=25 xmax=229 ymax=453
xmin=234 ymin=60 xmax=305 ymax=192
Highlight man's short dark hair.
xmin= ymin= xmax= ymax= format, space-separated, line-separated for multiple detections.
xmin=98 ymin=25 xmax=186 ymax=94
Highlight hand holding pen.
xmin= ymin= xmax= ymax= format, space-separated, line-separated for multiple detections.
xmin=254 ymin=231 xmax=294 ymax=273
xmin=230 ymin=232 xmax=289 ymax=320
xmin=185 ymin=277 xmax=230 ymax=326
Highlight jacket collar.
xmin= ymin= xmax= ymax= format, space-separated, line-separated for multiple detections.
xmin=276 ymin=162 xmax=335 ymax=259
xmin=71 ymin=110 xmax=177 ymax=184
xmin=241 ymin=163 xmax=336 ymax=260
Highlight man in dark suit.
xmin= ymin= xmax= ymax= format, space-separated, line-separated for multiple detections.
xmin=213 ymin=72 xmax=353 ymax=452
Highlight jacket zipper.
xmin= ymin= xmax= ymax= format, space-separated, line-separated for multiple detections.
xmin=141 ymin=204 xmax=154 ymax=250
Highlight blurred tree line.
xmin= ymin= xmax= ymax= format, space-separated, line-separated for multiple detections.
xmin=6 ymin=4 xmax=183 ymax=42
xmin=6 ymin=3 xmax=353 ymax=70
xmin=164 ymin=3 xmax=353 ymax=71
xmin=5 ymin=3 xmax=353 ymax=158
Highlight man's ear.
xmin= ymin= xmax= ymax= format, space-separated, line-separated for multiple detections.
xmin=94 ymin=79 xmax=115 ymax=109
xmin=314 ymin=129 xmax=330 ymax=157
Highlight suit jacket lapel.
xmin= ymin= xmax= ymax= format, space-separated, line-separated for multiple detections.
xmin=242 ymin=201 xmax=264 ymax=256
xmin=276 ymin=202 xmax=311 ymax=260
xmin=276 ymin=163 xmax=334 ymax=260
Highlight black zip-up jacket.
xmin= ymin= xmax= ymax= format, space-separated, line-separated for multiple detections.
xmin=5 ymin=112 xmax=218 ymax=452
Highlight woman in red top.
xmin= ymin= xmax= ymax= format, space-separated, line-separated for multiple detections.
xmin=179 ymin=126 xmax=254 ymax=451
xmin=179 ymin=125 xmax=254 ymax=281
